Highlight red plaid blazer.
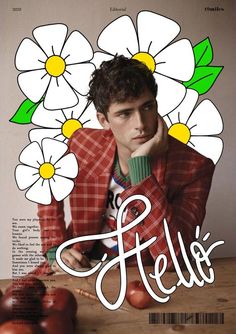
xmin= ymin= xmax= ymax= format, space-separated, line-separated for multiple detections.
xmin=37 ymin=128 xmax=214 ymax=274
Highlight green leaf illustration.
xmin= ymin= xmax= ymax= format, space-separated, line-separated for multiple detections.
xmin=194 ymin=37 xmax=213 ymax=66
xmin=183 ymin=66 xmax=223 ymax=95
xmin=9 ymin=99 xmax=41 ymax=124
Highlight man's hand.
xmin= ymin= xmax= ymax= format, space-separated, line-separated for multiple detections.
xmin=51 ymin=248 xmax=91 ymax=273
xmin=131 ymin=115 xmax=168 ymax=158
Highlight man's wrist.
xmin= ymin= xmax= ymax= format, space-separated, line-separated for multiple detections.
xmin=131 ymin=151 xmax=149 ymax=158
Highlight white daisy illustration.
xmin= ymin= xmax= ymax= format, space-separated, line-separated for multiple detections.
xmin=15 ymin=23 xmax=95 ymax=110
xmin=163 ymin=89 xmax=223 ymax=164
xmin=92 ymin=11 xmax=195 ymax=116
xmin=29 ymin=95 xmax=102 ymax=144
xmin=15 ymin=138 xmax=78 ymax=204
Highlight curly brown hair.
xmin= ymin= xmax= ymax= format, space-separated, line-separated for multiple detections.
xmin=88 ymin=55 xmax=157 ymax=116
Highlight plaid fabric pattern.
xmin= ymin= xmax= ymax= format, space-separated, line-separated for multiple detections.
xmin=37 ymin=128 xmax=214 ymax=274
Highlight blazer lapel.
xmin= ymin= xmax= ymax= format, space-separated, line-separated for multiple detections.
xmin=82 ymin=130 xmax=116 ymax=180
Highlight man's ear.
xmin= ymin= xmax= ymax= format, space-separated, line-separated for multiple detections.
xmin=97 ymin=112 xmax=110 ymax=130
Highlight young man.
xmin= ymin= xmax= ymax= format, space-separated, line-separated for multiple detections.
xmin=37 ymin=56 xmax=214 ymax=275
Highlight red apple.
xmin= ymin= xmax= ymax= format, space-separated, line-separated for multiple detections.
xmin=0 ymin=320 xmax=42 ymax=334
xmin=42 ymin=288 xmax=77 ymax=319
xmin=39 ymin=311 xmax=74 ymax=334
xmin=126 ymin=280 xmax=152 ymax=309
xmin=0 ymin=288 xmax=8 ymax=324
xmin=0 ymin=302 xmax=8 ymax=325
xmin=6 ymin=277 xmax=46 ymax=300
xmin=0 ymin=289 xmax=3 ymax=322
xmin=0 ymin=288 xmax=42 ymax=322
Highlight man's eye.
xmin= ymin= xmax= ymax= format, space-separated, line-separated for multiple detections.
xmin=143 ymin=104 xmax=154 ymax=111
xmin=119 ymin=112 xmax=130 ymax=118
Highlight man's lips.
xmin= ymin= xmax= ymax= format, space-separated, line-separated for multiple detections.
xmin=132 ymin=134 xmax=151 ymax=140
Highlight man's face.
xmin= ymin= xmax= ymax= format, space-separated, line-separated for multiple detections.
xmin=97 ymin=89 xmax=158 ymax=155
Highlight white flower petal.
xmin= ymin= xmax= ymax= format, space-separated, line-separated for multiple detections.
xmin=155 ymin=39 xmax=194 ymax=81
xmin=15 ymin=38 xmax=47 ymax=71
xmin=155 ymin=73 xmax=186 ymax=116
xmin=29 ymin=128 xmax=62 ymax=144
xmin=19 ymin=141 xmax=44 ymax=168
xmin=188 ymin=100 xmax=223 ymax=135
xmin=61 ymin=31 xmax=93 ymax=64
xmin=137 ymin=11 xmax=180 ymax=56
xmin=17 ymin=70 xmax=50 ymax=103
xmin=31 ymin=102 xmax=65 ymax=127
xmin=97 ymin=15 xmax=139 ymax=57
xmin=91 ymin=52 xmax=113 ymax=69
xmin=189 ymin=136 xmax=223 ymax=164
xmin=31 ymin=102 xmax=66 ymax=129
xmin=44 ymin=76 xmax=78 ymax=110
xmin=66 ymin=94 xmax=89 ymax=120
xmin=64 ymin=63 xmax=95 ymax=95
xmin=54 ymin=153 xmax=78 ymax=178
xmin=166 ymin=89 xmax=198 ymax=124
xmin=79 ymin=103 xmax=102 ymax=129
xmin=33 ymin=24 xmax=68 ymax=57
xmin=84 ymin=117 xmax=102 ymax=129
xmin=163 ymin=116 xmax=172 ymax=129
xmin=15 ymin=165 xmax=40 ymax=190
xmin=59 ymin=109 xmax=73 ymax=122
xmin=42 ymin=138 xmax=68 ymax=165
xmin=54 ymin=134 xmax=66 ymax=142
xmin=50 ymin=175 xmax=74 ymax=201
xmin=25 ymin=178 xmax=51 ymax=205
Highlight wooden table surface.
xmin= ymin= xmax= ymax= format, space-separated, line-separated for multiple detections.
xmin=0 ymin=257 xmax=235 ymax=334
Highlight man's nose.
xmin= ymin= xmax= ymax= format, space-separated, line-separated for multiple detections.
xmin=134 ymin=111 xmax=145 ymax=130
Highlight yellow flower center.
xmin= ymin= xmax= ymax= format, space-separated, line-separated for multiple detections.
xmin=132 ymin=52 xmax=156 ymax=72
xmin=168 ymin=123 xmax=191 ymax=144
xmin=45 ymin=55 xmax=66 ymax=77
xmin=62 ymin=119 xmax=83 ymax=139
xmin=39 ymin=162 xmax=55 ymax=179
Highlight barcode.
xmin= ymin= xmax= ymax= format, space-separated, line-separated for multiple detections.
xmin=149 ymin=313 xmax=224 ymax=324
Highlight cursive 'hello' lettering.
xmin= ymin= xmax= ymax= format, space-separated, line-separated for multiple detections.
xmin=56 ymin=195 xmax=224 ymax=310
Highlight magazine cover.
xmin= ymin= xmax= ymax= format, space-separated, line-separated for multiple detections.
xmin=0 ymin=0 xmax=235 ymax=333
